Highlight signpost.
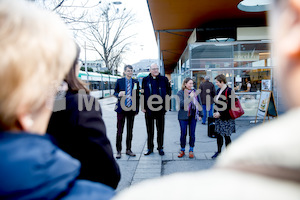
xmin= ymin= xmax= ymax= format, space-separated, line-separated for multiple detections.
xmin=255 ymin=90 xmax=278 ymax=123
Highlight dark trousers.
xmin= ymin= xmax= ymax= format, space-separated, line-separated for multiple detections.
xmin=145 ymin=113 xmax=165 ymax=150
xmin=116 ymin=111 xmax=135 ymax=152
xmin=216 ymin=134 xmax=231 ymax=152
xmin=179 ymin=117 xmax=197 ymax=149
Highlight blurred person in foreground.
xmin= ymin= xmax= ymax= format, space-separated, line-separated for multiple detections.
xmin=113 ymin=0 xmax=300 ymax=199
xmin=0 ymin=0 xmax=114 ymax=199
xmin=47 ymin=44 xmax=120 ymax=189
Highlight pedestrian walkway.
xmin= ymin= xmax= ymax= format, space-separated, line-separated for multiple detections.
xmin=99 ymin=97 xmax=259 ymax=191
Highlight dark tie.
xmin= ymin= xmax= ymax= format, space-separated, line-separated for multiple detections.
xmin=126 ymin=80 xmax=132 ymax=107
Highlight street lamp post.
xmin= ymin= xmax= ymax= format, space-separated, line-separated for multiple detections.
xmin=98 ymin=0 xmax=123 ymax=76
xmin=84 ymin=41 xmax=89 ymax=84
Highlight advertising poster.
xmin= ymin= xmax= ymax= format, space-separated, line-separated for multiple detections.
xmin=262 ymin=79 xmax=271 ymax=91
xmin=257 ymin=91 xmax=271 ymax=118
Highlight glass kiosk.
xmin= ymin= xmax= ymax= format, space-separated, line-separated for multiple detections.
xmin=171 ymin=41 xmax=273 ymax=117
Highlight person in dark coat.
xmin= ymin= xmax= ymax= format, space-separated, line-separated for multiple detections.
xmin=114 ymin=65 xmax=140 ymax=159
xmin=212 ymin=74 xmax=235 ymax=159
xmin=177 ymin=78 xmax=203 ymax=158
xmin=0 ymin=0 xmax=114 ymax=199
xmin=142 ymin=63 xmax=171 ymax=156
xmin=47 ymin=45 xmax=120 ymax=189
xmin=199 ymin=76 xmax=216 ymax=124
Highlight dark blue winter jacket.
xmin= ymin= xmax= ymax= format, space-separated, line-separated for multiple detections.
xmin=0 ymin=131 xmax=115 ymax=200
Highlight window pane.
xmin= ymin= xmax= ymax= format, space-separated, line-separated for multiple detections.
xmin=234 ymin=43 xmax=271 ymax=68
xmin=234 ymin=69 xmax=271 ymax=92
xmin=236 ymin=93 xmax=260 ymax=117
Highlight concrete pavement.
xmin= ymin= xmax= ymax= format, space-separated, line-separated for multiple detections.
xmin=99 ymin=96 xmax=259 ymax=191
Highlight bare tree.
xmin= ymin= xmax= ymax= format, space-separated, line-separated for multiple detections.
xmin=32 ymin=0 xmax=99 ymax=31
xmin=31 ymin=0 xmax=135 ymax=74
xmin=111 ymin=51 xmax=123 ymax=75
xmin=83 ymin=2 xmax=135 ymax=74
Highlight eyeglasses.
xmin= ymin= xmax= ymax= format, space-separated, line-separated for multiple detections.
xmin=46 ymin=80 xmax=68 ymax=111
xmin=151 ymin=68 xmax=159 ymax=71
xmin=55 ymin=81 xmax=68 ymax=100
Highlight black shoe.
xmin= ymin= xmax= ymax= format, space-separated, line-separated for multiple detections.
xmin=211 ymin=152 xmax=220 ymax=159
xmin=144 ymin=149 xmax=153 ymax=156
xmin=116 ymin=151 xmax=121 ymax=159
xmin=158 ymin=149 xmax=165 ymax=156
xmin=126 ymin=150 xmax=136 ymax=157
xmin=202 ymin=122 xmax=206 ymax=125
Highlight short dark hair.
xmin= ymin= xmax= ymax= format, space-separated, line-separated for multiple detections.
xmin=124 ymin=65 xmax=133 ymax=71
xmin=214 ymin=74 xmax=227 ymax=84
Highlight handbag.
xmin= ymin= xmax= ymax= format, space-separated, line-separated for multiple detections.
xmin=225 ymin=88 xmax=244 ymax=119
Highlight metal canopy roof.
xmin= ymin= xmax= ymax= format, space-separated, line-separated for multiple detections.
xmin=146 ymin=0 xmax=267 ymax=74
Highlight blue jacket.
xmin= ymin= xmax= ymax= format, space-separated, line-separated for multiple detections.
xmin=0 ymin=132 xmax=115 ymax=200
xmin=114 ymin=77 xmax=139 ymax=114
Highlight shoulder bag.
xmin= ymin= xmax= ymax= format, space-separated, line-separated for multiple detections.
xmin=225 ymin=88 xmax=244 ymax=119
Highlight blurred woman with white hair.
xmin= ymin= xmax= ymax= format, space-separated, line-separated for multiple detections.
xmin=0 ymin=0 xmax=114 ymax=199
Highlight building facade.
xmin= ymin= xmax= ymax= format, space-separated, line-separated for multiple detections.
xmin=170 ymin=40 xmax=284 ymax=117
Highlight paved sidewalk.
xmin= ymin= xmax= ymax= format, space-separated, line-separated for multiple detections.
xmin=99 ymin=96 xmax=259 ymax=191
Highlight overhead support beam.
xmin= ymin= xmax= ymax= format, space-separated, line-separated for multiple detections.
xmin=162 ymin=50 xmax=182 ymax=55
xmin=155 ymin=27 xmax=236 ymax=33
xmin=165 ymin=31 xmax=189 ymax=38
xmin=155 ymin=27 xmax=236 ymax=39
xmin=155 ymin=29 xmax=193 ymax=33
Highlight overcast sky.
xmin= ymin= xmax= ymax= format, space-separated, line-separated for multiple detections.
xmin=79 ymin=0 xmax=158 ymax=66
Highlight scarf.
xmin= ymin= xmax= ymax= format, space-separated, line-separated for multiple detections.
xmin=187 ymin=89 xmax=201 ymax=120
xmin=216 ymin=84 xmax=227 ymax=102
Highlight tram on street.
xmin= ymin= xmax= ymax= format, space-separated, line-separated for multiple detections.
xmin=78 ymin=70 xmax=119 ymax=99
xmin=136 ymin=72 xmax=150 ymax=86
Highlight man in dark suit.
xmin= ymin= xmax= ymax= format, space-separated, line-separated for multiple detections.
xmin=142 ymin=63 xmax=171 ymax=156
xmin=114 ymin=65 xmax=139 ymax=159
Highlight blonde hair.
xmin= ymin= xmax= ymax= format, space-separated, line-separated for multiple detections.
xmin=0 ymin=0 xmax=76 ymax=130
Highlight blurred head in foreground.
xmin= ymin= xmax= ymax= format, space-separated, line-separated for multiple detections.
xmin=271 ymin=0 xmax=300 ymax=109
xmin=0 ymin=0 xmax=76 ymax=134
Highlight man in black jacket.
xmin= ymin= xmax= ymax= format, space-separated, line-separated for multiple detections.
xmin=142 ymin=63 xmax=171 ymax=156
xmin=199 ymin=76 xmax=216 ymax=125
xmin=114 ymin=65 xmax=139 ymax=159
